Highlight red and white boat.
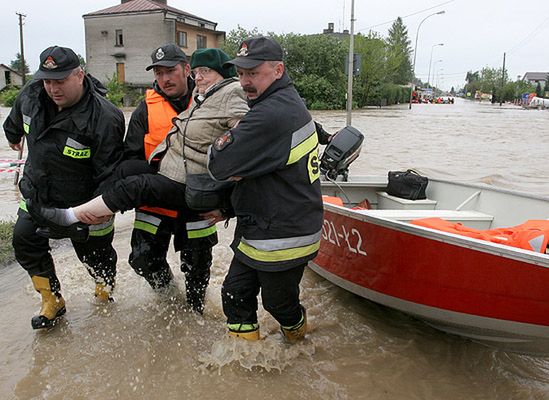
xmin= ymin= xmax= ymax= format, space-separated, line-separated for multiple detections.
xmin=310 ymin=176 xmax=549 ymax=354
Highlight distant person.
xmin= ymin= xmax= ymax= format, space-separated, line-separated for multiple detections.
xmin=26 ymin=48 xmax=249 ymax=314
xmin=3 ymin=45 xmax=125 ymax=329
xmin=206 ymin=36 xmax=324 ymax=342
xmin=122 ymin=43 xmax=218 ymax=313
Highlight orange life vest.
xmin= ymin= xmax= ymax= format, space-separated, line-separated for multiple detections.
xmin=138 ymin=90 xmax=181 ymax=218
xmin=411 ymin=218 xmax=549 ymax=253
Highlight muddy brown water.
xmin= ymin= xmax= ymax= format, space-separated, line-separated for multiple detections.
xmin=1 ymin=100 xmax=548 ymax=400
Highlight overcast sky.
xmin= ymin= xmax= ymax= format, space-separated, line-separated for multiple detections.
xmin=1 ymin=0 xmax=548 ymax=90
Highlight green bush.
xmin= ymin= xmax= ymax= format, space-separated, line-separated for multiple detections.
xmin=0 ymin=86 xmax=20 ymax=107
xmin=105 ymin=74 xmax=125 ymax=107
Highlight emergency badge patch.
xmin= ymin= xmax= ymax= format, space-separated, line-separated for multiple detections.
xmin=214 ymin=131 xmax=233 ymax=151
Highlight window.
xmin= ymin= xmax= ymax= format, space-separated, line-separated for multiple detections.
xmin=115 ymin=29 xmax=124 ymax=47
xmin=5 ymin=71 xmax=11 ymax=86
xmin=177 ymin=31 xmax=188 ymax=47
xmin=197 ymin=35 xmax=207 ymax=49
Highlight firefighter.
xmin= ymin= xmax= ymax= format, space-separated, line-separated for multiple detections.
xmin=3 ymin=46 xmax=125 ymax=329
xmin=26 ymin=48 xmax=249 ymax=314
xmin=123 ymin=43 xmax=207 ymax=303
xmin=207 ymin=37 xmax=324 ymax=342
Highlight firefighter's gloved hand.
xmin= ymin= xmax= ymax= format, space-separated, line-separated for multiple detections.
xmin=36 ymin=224 xmax=89 ymax=243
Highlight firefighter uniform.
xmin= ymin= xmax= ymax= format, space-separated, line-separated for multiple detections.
xmin=124 ymin=85 xmax=195 ymax=291
xmin=3 ymin=47 xmax=125 ymax=329
xmin=208 ymin=68 xmax=324 ymax=340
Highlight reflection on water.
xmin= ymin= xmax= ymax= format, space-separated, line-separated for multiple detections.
xmin=1 ymin=101 xmax=549 ymax=399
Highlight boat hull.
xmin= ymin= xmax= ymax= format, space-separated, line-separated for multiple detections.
xmin=311 ymin=206 xmax=549 ymax=354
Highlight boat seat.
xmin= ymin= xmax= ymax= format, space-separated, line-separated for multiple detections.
xmin=357 ymin=209 xmax=494 ymax=229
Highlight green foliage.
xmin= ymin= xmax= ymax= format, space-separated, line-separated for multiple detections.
xmin=464 ymin=67 xmax=536 ymax=102
xmin=221 ymin=26 xmax=263 ymax=57
xmin=0 ymin=86 xmax=20 ymax=107
xmin=536 ymin=81 xmax=543 ymax=97
xmin=385 ymin=17 xmax=413 ymax=85
xmin=104 ymin=74 xmax=125 ymax=106
xmin=221 ymin=21 xmax=414 ymax=109
xmin=10 ymin=52 xmax=30 ymax=75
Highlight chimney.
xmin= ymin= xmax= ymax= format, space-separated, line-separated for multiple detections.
xmin=323 ymin=22 xmax=334 ymax=34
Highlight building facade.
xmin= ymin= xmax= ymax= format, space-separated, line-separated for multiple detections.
xmin=0 ymin=64 xmax=23 ymax=90
xmin=83 ymin=0 xmax=224 ymax=86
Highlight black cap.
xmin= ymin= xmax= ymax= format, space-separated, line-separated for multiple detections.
xmin=34 ymin=46 xmax=80 ymax=80
xmin=224 ymin=36 xmax=283 ymax=69
xmin=146 ymin=43 xmax=188 ymax=71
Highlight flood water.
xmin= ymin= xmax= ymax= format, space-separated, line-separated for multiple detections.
xmin=1 ymin=100 xmax=549 ymax=400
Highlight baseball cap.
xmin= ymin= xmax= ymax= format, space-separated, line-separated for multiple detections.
xmin=223 ymin=36 xmax=283 ymax=69
xmin=34 ymin=46 xmax=81 ymax=80
xmin=146 ymin=43 xmax=188 ymax=71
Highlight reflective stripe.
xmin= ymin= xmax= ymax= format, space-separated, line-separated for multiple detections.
xmin=228 ymin=323 xmax=259 ymax=332
xmin=19 ymin=200 xmax=28 ymax=212
xmin=287 ymin=120 xmax=318 ymax=165
xmin=237 ymin=231 xmax=322 ymax=263
xmin=89 ymin=218 xmax=115 ymax=237
xmin=66 ymin=138 xmax=88 ymax=150
xmin=186 ymin=219 xmax=217 ymax=239
xmin=23 ymin=115 xmax=31 ymax=134
xmin=134 ymin=212 xmax=162 ymax=235
xmin=134 ymin=221 xmax=158 ymax=235
xmin=281 ymin=314 xmax=304 ymax=330
xmin=241 ymin=231 xmax=321 ymax=251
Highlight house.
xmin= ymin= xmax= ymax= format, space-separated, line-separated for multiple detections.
xmin=522 ymin=72 xmax=548 ymax=88
xmin=0 ymin=64 xmax=23 ymax=90
xmin=83 ymin=0 xmax=225 ymax=87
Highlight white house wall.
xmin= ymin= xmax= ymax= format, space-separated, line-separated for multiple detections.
xmin=85 ymin=13 xmax=175 ymax=85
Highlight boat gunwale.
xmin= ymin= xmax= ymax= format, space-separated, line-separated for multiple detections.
xmin=322 ymin=203 xmax=549 ymax=268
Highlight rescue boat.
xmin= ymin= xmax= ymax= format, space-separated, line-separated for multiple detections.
xmin=310 ymin=176 xmax=549 ymax=354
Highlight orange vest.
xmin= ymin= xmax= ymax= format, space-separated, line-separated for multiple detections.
xmin=411 ymin=218 xmax=549 ymax=253
xmin=139 ymin=89 xmax=181 ymax=218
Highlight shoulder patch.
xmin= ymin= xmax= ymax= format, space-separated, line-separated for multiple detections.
xmin=214 ymin=131 xmax=233 ymax=151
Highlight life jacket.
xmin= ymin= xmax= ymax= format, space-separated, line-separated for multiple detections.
xmin=139 ymin=89 xmax=182 ymax=218
xmin=411 ymin=218 xmax=549 ymax=253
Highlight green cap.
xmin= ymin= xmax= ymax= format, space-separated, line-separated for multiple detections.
xmin=190 ymin=48 xmax=236 ymax=79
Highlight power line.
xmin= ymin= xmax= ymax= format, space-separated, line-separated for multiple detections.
xmin=507 ymin=16 xmax=549 ymax=55
xmin=356 ymin=0 xmax=454 ymax=32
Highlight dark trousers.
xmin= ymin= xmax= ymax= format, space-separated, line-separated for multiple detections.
xmin=13 ymin=209 xmax=117 ymax=289
xmin=102 ymin=160 xmax=187 ymax=213
xmin=221 ymin=257 xmax=305 ymax=327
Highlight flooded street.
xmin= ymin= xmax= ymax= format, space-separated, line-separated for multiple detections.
xmin=1 ymin=100 xmax=549 ymax=400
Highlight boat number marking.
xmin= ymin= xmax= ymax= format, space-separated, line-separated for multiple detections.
xmin=321 ymin=219 xmax=367 ymax=256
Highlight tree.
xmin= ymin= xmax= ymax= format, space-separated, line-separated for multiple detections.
xmin=384 ymin=17 xmax=413 ymax=84
xmin=10 ymin=52 xmax=30 ymax=75
xmin=78 ymin=54 xmax=86 ymax=69
xmin=536 ymin=81 xmax=543 ymax=97
xmin=221 ymin=26 xmax=262 ymax=58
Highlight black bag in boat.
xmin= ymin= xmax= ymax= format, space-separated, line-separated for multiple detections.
xmin=185 ymin=173 xmax=235 ymax=211
xmin=386 ymin=169 xmax=428 ymax=200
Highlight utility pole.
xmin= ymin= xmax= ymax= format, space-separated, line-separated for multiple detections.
xmin=16 ymin=12 xmax=26 ymax=85
xmin=499 ymin=52 xmax=506 ymax=106
xmin=345 ymin=0 xmax=355 ymax=126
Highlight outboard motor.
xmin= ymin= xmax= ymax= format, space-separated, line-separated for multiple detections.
xmin=320 ymin=126 xmax=364 ymax=181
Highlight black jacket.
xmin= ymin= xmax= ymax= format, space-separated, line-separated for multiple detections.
xmin=3 ymin=76 xmax=125 ymax=207
xmin=124 ymin=78 xmax=195 ymax=160
xmin=208 ymin=73 xmax=323 ymax=271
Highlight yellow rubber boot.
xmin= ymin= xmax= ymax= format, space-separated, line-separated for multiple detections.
xmin=95 ymin=283 xmax=114 ymax=302
xmin=31 ymin=276 xmax=66 ymax=330
xmin=281 ymin=308 xmax=307 ymax=343
xmin=228 ymin=323 xmax=260 ymax=341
